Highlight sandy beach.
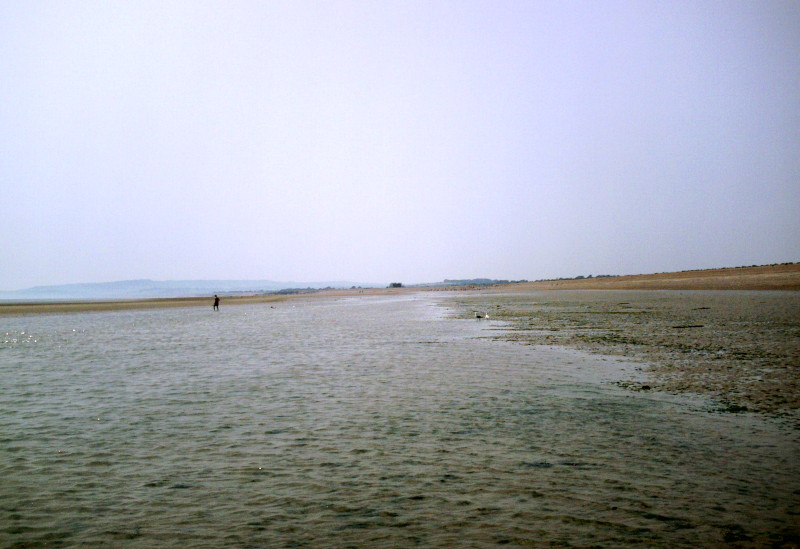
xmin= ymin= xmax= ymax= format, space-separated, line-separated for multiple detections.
xmin=423 ymin=263 xmax=800 ymax=292
xmin=516 ymin=263 xmax=800 ymax=290
xmin=0 ymin=294 xmax=296 ymax=315
xmin=0 ymin=287 xmax=409 ymax=316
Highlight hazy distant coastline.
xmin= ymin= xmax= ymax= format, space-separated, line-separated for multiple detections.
xmin=4 ymin=263 xmax=797 ymax=303
xmin=1 ymin=263 xmax=798 ymax=316
xmin=0 ymin=279 xmax=384 ymax=301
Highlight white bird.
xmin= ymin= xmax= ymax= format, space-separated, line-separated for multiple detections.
xmin=475 ymin=312 xmax=489 ymax=319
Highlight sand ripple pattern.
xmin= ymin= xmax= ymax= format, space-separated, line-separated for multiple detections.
xmin=1 ymin=296 xmax=798 ymax=547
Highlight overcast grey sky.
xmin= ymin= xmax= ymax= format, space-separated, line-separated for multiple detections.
xmin=1 ymin=1 xmax=798 ymax=289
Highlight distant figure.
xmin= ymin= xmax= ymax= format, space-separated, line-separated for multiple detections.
xmin=213 ymin=295 xmax=220 ymax=311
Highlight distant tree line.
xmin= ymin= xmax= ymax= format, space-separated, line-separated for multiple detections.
xmin=441 ymin=278 xmax=528 ymax=286
xmin=271 ymin=287 xmax=322 ymax=295
xmin=534 ymin=274 xmax=616 ymax=282
xmin=533 ymin=262 xmax=798 ymax=282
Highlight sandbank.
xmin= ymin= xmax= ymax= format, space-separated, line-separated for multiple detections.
xmin=0 ymin=294 xmax=291 ymax=316
xmin=0 ymin=287 xmax=410 ymax=316
xmin=451 ymin=289 xmax=799 ymax=417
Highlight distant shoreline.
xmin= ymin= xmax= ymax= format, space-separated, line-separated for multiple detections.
xmin=423 ymin=263 xmax=800 ymax=292
xmin=1 ymin=263 xmax=798 ymax=316
xmin=520 ymin=263 xmax=800 ymax=291
xmin=0 ymin=294 xmax=291 ymax=316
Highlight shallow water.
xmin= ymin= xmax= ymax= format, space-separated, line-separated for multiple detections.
xmin=1 ymin=295 xmax=798 ymax=547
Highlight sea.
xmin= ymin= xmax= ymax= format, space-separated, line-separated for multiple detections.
xmin=1 ymin=294 xmax=798 ymax=548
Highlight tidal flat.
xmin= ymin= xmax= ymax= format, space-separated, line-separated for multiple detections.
xmin=2 ymin=294 xmax=799 ymax=547
xmin=451 ymin=290 xmax=800 ymax=418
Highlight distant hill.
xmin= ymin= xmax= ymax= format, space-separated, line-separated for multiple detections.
xmin=0 ymin=279 xmax=382 ymax=301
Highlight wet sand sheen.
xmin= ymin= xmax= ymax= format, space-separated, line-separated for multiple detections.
xmin=451 ymin=290 xmax=800 ymax=416
xmin=1 ymin=295 xmax=798 ymax=547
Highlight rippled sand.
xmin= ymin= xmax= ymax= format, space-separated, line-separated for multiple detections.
xmin=2 ymin=296 xmax=798 ymax=547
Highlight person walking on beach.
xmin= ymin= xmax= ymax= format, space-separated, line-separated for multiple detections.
xmin=213 ymin=295 xmax=220 ymax=311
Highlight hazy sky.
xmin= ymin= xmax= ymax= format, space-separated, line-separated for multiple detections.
xmin=2 ymin=1 xmax=799 ymax=289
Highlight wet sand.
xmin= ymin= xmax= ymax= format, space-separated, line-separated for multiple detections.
xmin=0 ymin=294 xmax=299 ymax=315
xmin=450 ymin=290 xmax=800 ymax=418
xmin=0 ymin=288 xmax=404 ymax=316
